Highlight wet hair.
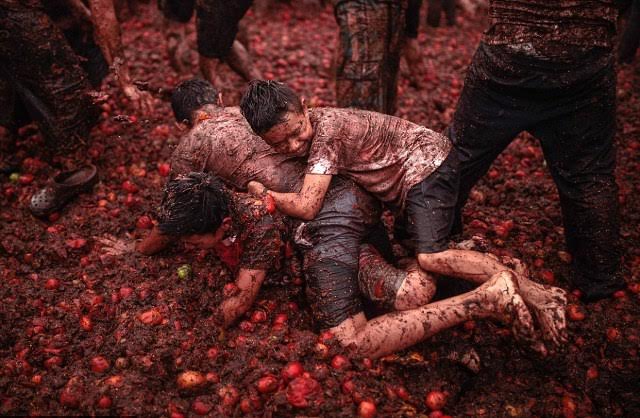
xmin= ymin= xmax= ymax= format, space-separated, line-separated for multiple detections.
xmin=239 ymin=80 xmax=303 ymax=135
xmin=157 ymin=172 xmax=230 ymax=236
xmin=171 ymin=79 xmax=219 ymax=125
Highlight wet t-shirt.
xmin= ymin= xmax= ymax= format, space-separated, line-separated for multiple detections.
xmin=484 ymin=0 xmax=622 ymax=60
xmin=171 ymin=105 xmax=304 ymax=193
xmin=228 ymin=193 xmax=291 ymax=272
xmin=306 ymin=107 xmax=452 ymax=209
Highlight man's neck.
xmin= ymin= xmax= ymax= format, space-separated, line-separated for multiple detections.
xmin=193 ymin=104 xmax=224 ymax=126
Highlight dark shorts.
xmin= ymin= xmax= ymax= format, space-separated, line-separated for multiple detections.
xmin=302 ymin=177 xmax=383 ymax=329
xmin=158 ymin=0 xmax=196 ymax=22
xmin=159 ymin=0 xmax=252 ymax=58
xmin=404 ymin=150 xmax=459 ymax=254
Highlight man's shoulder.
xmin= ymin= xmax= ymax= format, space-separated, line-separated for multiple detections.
xmin=311 ymin=106 xmax=396 ymax=128
xmin=187 ymin=108 xmax=266 ymax=148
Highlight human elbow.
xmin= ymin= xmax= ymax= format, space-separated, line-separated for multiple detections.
xmin=299 ymin=206 xmax=320 ymax=221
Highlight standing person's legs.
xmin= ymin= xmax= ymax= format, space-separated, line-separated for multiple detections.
xmin=442 ymin=0 xmax=456 ymax=26
xmin=333 ymin=0 xmax=405 ymax=114
xmin=196 ymin=0 xmax=260 ymax=83
xmin=447 ymin=46 xmax=528 ymax=233
xmin=530 ymin=65 xmax=623 ymax=301
xmin=619 ymin=0 xmax=640 ymax=63
xmin=332 ymin=270 xmax=539 ymax=359
xmin=0 ymin=1 xmax=97 ymax=153
xmin=158 ymin=0 xmax=196 ymax=73
xmin=426 ymin=0 xmax=441 ymax=27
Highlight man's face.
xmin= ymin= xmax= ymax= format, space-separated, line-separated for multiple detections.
xmin=262 ymin=109 xmax=313 ymax=157
xmin=181 ymin=223 xmax=227 ymax=250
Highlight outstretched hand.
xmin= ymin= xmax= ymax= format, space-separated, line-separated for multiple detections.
xmin=122 ymin=84 xmax=154 ymax=114
xmin=97 ymin=234 xmax=136 ymax=257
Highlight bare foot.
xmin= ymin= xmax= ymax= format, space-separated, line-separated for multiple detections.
xmin=167 ymin=34 xmax=192 ymax=74
xmin=480 ymin=271 xmax=546 ymax=355
xmin=517 ymin=278 xmax=568 ymax=349
xmin=494 ymin=256 xmax=569 ymax=350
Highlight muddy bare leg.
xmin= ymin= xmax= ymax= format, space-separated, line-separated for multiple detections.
xmin=358 ymin=244 xmax=436 ymax=310
xmin=418 ymin=249 xmax=567 ymax=348
xmin=226 ymin=40 xmax=262 ymax=81
xmin=333 ymin=271 xmax=540 ymax=359
xmin=164 ymin=19 xmax=192 ymax=74
xmin=404 ymin=38 xmax=426 ymax=89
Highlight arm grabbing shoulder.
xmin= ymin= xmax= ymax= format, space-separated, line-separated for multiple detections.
xmin=266 ymin=173 xmax=332 ymax=221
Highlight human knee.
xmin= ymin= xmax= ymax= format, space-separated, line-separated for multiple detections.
xmin=417 ymin=251 xmax=443 ymax=271
xmin=394 ymin=263 xmax=436 ymax=310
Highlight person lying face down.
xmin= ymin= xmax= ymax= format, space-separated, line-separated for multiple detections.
xmin=239 ymin=79 xmax=569 ymax=356
xmin=150 ymin=172 xmax=440 ymax=329
xmin=158 ymin=171 xmax=569 ymax=358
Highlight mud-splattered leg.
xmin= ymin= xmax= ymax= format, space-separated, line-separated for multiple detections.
xmin=358 ymin=244 xmax=436 ymax=310
xmin=332 ymin=271 xmax=541 ymax=359
xmin=418 ymin=249 xmax=567 ymax=350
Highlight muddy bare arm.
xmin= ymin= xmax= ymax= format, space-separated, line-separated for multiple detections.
xmin=249 ymin=174 xmax=332 ymax=221
xmin=220 ymin=268 xmax=266 ymax=327
xmin=87 ymin=0 xmax=153 ymax=112
xmin=136 ymin=226 xmax=172 ymax=255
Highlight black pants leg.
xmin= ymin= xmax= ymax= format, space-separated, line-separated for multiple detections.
xmin=530 ymin=66 xmax=622 ymax=300
xmin=619 ymin=0 xmax=640 ymax=63
xmin=447 ymin=49 xmax=527 ymax=233
xmin=443 ymin=0 xmax=456 ymax=26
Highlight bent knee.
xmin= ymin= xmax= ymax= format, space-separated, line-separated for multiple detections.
xmin=394 ymin=264 xmax=436 ymax=310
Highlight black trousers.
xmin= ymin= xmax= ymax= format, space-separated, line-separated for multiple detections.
xmin=448 ymin=43 xmax=623 ymax=300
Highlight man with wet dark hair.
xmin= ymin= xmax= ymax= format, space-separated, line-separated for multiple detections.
xmin=104 ymin=78 xmax=439 ymax=331
xmin=157 ymin=172 xmax=229 ymax=237
xmin=447 ymin=0 xmax=629 ymax=301
xmin=240 ymin=79 xmax=569 ymax=357
xmin=153 ymin=172 xmax=293 ymax=327
xmin=170 ymin=79 xmax=221 ymax=125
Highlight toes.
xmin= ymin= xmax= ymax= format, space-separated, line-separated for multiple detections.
xmin=511 ymin=297 xmax=536 ymax=342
